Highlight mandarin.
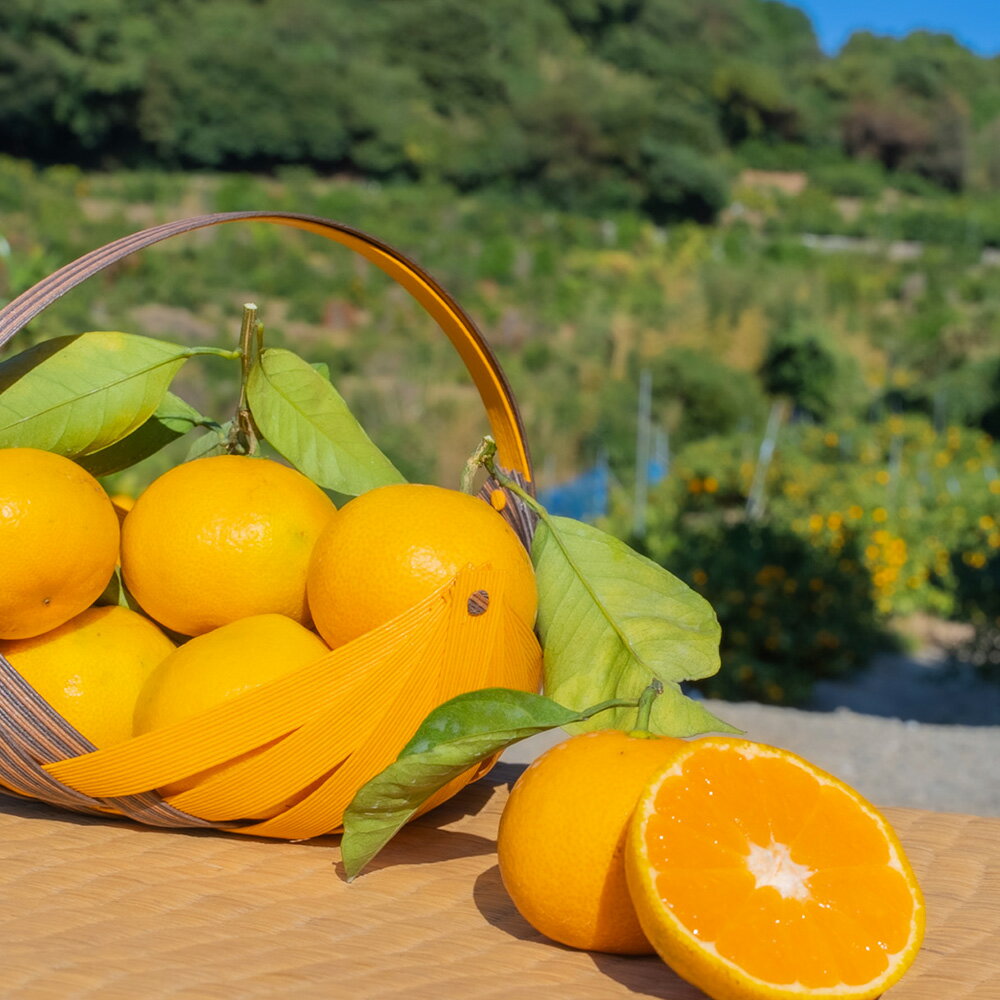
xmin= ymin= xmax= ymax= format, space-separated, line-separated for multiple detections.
xmin=626 ymin=737 xmax=925 ymax=1000
xmin=306 ymin=483 xmax=536 ymax=649
xmin=132 ymin=613 xmax=330 ymax=817
xmin=121 ymin=455 xmax=335 ymax=636
xmin=497 ymin=729 xmax=685 ymax=954
xmin=0 ymin=447 xmax=120 ymax=640
xmin=0 ymin=605 xmax=175 ymax=747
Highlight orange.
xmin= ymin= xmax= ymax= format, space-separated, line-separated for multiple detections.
xmin=626 ymin=737 xmax=926 ymax=1000
xmin=496 ymin=730 xmax=685 ymax=954
xmin=0 ymin=606 xmax=175 ymax=748
xmin=121 ymin=455 xmax=336 ymax=636
xmin=307 ymin=483 xmax=536 ymax=649
xmin=0 ymin=447 xmax=120 ymax=640
xmin=133 ymin=613 xmax=330 ymax=816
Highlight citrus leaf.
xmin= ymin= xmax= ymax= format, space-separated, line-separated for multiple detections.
xmin=532 ymin=515 xmax=737 ymax=737
xmin=0 ymin=332 xmax=236 ymax=457
xmin=95 ymin=567 xmax=143 ymax=612
xmin=246 ymin=347 xmax=405 ymax=494
xmin=77 ymin=393 xmax=212 ymax=477
xmin=342 ymin=687 xmax=628 ymax=880
xmin=185 ymin=419 xmax=234 ymax=462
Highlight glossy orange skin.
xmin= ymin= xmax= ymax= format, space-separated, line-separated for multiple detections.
xmin=497 ymin=729 xmax=686 ymax=954
xmin=121 ymin=456 xmax=336 ymax=636
xmin=0 ymin=448 xmax=119 ymax=640
xmin=306 ymin=483 xmax=537 ymax=649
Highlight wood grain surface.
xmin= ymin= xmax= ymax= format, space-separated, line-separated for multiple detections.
xmin=2 ymin=763 xmax=998 ymax=999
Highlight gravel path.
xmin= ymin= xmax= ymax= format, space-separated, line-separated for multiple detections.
xmin=502 ymin=650 xmax=1000 ymax=817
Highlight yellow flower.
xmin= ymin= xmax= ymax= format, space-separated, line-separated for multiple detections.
xmin=826 ymin=513 xmax=843 ymax=531
xmin=848 ymin=505 xmax=863 ymax=520
xmin=873 ymin=507 xmax=888 ymax=523
xmin=808 ymin=513 xmax=824 ymax=533
xmin=703 ymin=475 xmax=719 ymax=494
xmin=688 ymin=477 xmax=703 ymax=494
xmin=823 ymin=431 xmax=839 ymax=448
xmin=990 ymin=532 xmax=1000 ymax=549
xmin=980 ymin=515 xmax=996 ymax=531
xmin=875 ymin=469 xmax=890 ymax=486
xmin=991 ymin=480 xmax=1000 ymax=495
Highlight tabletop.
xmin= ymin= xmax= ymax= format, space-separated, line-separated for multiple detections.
xmin=2 ymin=763 xmax=998 ymax=1000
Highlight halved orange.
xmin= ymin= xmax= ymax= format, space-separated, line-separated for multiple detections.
xmin=625 ymin=737 xmax=925 ymax=1000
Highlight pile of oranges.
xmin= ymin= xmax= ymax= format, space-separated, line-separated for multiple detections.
xmin=0 ymin=445 xmax=536 ymax=757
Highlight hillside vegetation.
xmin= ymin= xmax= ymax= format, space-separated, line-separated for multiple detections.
xmin=4 ymin=0 xmax=1000 ymax=221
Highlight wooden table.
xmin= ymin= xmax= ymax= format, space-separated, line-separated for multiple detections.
xmin=2 ymin=764 xmax=998 ymax=999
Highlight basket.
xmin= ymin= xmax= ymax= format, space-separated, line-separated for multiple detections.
xmin=0 ymin=211 xmax=543 ymax=840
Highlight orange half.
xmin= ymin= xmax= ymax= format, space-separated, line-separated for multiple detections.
xmin=625 ymin=737 xmax=925 ymax=1000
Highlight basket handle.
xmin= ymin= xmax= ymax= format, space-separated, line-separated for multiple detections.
xmin=0 ymin=211 xmax=533 ymax=482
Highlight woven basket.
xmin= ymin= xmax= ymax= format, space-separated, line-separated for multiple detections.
xmin=0 ymin=211 xmax=542 ymax=840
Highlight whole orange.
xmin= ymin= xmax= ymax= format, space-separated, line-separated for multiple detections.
xmin=496 ymin=729 xmax=685 ymax=954
xmin=121 ymin=455 xmax=336 ymax=636
xmin=306 ymin=483 xmax=536 ymax=649
xmin=0 ymin=447 xmax=120 ymax=640
xmin=133 ymin=613 xmax=330 ymax=817
xmin=0 ymin=605 xmax=175 ymax=747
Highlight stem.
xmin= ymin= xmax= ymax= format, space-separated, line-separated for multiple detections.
xmin=461 ymin=437 xmax=499 ymax=494
xmin=634 ymin=679 xmax=664 ymax=733
xmin=481 ymin=441 xmax=549 ymax=521
xmin=227 ymin=303 xmax=262 ymax=456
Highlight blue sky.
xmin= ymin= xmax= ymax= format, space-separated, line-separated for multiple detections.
xmin=788 ymin=1 xmax=1000 ymax=57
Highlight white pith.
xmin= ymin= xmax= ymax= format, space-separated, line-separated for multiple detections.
xmin=745 ymin=839 xmax=814 ymax=901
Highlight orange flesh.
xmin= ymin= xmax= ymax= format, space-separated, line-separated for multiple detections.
xmin=643 ymin=744 xmax=915 ymax=988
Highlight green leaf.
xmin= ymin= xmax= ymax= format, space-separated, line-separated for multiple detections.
xmin=185 ymin=419 xmax=234 ymax=462
xmin=532 ymin=516 xmax=737 ymax=737
xmin=0 ymin=332 xmax=236 ymax=457
xmin=246 ymin=347 xmax=405 ymax=495
xmin=95 ymin=567 xmax=143 ymax=612
xmin=342 ymin=687 xmax=627 ymax=880
xmin=77 ymin=393 xmax=212 ymax=477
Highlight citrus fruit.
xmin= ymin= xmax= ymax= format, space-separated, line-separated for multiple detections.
xmin=0 ymin=605 xmax=175 ymax=748
xmin=0 ymin=447 xmax=120 ymax=640
xmin=496 ymin=729 xmax=685 ymax=954
xmin=306 ymin=483 xmax=536 ymax=649
xmin=625 ymin=736 xmax=926 ymax=1000
xmin=121 ymin=455 xmax=336 ymax=636
xmin=133 ymin=613 xmax=330 ymax=814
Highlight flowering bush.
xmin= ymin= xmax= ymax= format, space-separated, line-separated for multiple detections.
xmin=611 ymin=414 xmax=1000 ymax=702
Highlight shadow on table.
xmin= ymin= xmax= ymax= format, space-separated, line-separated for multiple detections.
xmin=472 ymin=863 xmax=706 ymax=999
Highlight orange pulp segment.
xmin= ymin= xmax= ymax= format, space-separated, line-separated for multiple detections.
xmin=625 ymin=737 xmax=925 ymax=1000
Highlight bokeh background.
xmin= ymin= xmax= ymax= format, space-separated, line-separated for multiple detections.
xmin=1 ymin=0 xmax=998 ymax=709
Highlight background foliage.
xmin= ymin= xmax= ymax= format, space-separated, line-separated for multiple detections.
xmin=5 ymin=1 xmax=1000 ymax=217
xmin=1 ymin=2 xmax=998 ymax=704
